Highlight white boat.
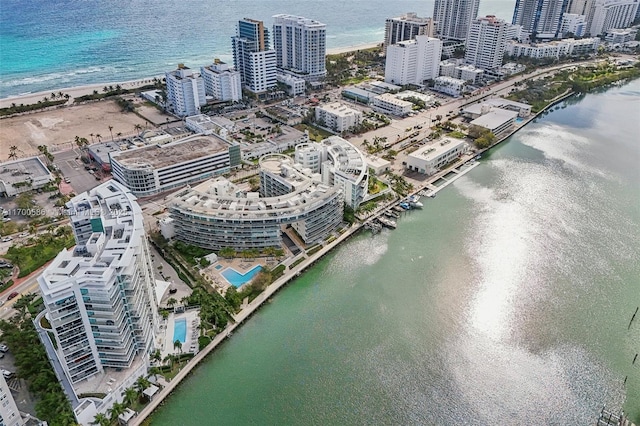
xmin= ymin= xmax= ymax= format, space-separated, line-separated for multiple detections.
xmin=408 ymin=195 xmax=423 ymax=208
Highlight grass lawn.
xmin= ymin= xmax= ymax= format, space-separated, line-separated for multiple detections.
xmin=5 ymin=233 xmax=75 ymax=277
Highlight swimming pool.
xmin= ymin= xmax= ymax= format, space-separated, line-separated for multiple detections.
xmin=214 ymin=264 xmax=223 ymax=270
xmin=173 ymin=318 xmax=186 ymax=344
xmin=221 ymin=265 xmax=263 ymax=287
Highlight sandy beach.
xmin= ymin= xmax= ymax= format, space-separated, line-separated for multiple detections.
xmin=0 ymin=76 xmax=162 ymax=109
xmin=0 ymin=43 xmax=379 ymax=109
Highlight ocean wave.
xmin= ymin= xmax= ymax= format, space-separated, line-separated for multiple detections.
xmin=0 ymin=66 xmax=110 ymax=87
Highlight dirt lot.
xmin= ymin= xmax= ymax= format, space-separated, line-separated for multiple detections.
xmin=0 ymin=100 xmax=148 ymax=159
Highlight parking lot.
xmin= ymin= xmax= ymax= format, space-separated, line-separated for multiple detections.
xmin=54 ymin=148 xmax=108 ymax=195
xmin=0 ymin=345 xmax=38 ymax=417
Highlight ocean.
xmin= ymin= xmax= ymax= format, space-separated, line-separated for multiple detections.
xmin=150 ymin=80 xmax=640 ymax=424
xmin=1 ymin=0 xmax=515 ymax=98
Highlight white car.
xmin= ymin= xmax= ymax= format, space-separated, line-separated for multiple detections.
xmin=18 ymin=232 xmax=29 ymax=238
xmin=0 ymin=369 xmax=12 ymax=379
xmin=1 ymin=237 xmax=12 ymax=243
xmin=0 ymin=345 xmax=8 ymax=353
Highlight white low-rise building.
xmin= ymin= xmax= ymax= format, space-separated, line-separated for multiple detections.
xmin=0 ymin=156 xmax=54 ymax=197
xmin=185 ymin=114 xmax=237 ymax=139
xmin=604 ymin=28 xmax=637 ymax=43
xmin=506 ymin=38 xmax=600 ymax=59
xmin=277 ymin=73 xmax=306 ymax=96
xmin=295 ymin=136 xmax=369 ymax=210
xmin=372 ymin=93 xmax=413 ymax=116
xmin=315 ymin=102 xmax=363 ymax=132
xmin=560 ymin=13 xmax=587 ymax=37
xmin=433 ymin=76 xmax=467 ymax=96
xmin=110 ymin=134 xmax=241 ymax=197
xmin=406 ymin=138 xmax=468 ymax=175
xmin=462 ymin=98 xmax=531 ymax=118
xmin=201 ymin=60 xmax=242 ymax=102
xmin=469 ymin=108 xmax=518 ymax=136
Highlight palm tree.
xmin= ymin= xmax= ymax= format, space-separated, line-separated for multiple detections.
xmin=64 ymin=93 xmax=70 ymax=101
xmin=58 ymin=91 xmax=64 ymax=98
xmin=103 ymin=86 xmax=109 ymax=93
xmin=116 ymin=132 xmax=122 ymax=139
xmin=134 ymin=375 xmax=151 ymax=402
xmin=134 ymin=123 xmax=143 ymax=134
xmin=91 ymin=412 xmax=110 ymax=426
xmin=151 ymin=349 xmax=162 ymax=364
xmin=107 ymin=401 xmax=126 ymax=423
xmin=8 ymin=145 xmax=18 ymax=160
xmin=166 ymin=297 xmax=177 ymax=309
xmin=108 ymin=126 xmax=114 ymax=141
xmin=43 ymin=96 xmax=49 ymax=102
xmin=95 ymin=134 xmax=102 ymax=143
xmin=121 ymin=386 xmax=137 ymax=407
xmin=174 ymin=339 xmax=183 ymax=354
xmin=163 ymin=354 xmax=175 ymax=370
xmin=51 ymin=92 xmax=57 ymax=100
xmin=148 ymin=366 xmax=162 ymax=381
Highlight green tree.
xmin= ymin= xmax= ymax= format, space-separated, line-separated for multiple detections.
xmin=166 ymin=297 xmax=177 ymax=309
xmin=108 ymin=401 xmax=126 ymax=423
xmin=174 ymin=339 xmax=183 ymax=353
xmin=121 ymin=386 xmax=137 ymax=406
xmin=91 ymin=412 xmax=110 ymax=426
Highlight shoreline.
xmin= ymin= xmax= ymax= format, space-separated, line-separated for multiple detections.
xmin=131 ymin=75 xmax=581 ymax=426
xmin=0 ymin=43 xmax=380 ymax=108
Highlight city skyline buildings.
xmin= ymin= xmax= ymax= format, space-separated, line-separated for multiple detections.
xmin=433 ymin=0 xmax=481 ymax=41
xmin=512 ymin=0 xmax=568 ymax=39
xmin=272 ymin=14 xmax=327 ymax=81
xmin=465 ymin=15 xmax=510 ymax=73
xmin=383 ymin=12 xmax=436 ymax=54
xmin=232 ymin=18 xmax=277 ymax=95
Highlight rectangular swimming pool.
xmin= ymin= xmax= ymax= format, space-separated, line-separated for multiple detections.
xmin=221 ymin=265 xmax=263 ymax=287
xmin=173 ymin=318 xmax=186 ymax=344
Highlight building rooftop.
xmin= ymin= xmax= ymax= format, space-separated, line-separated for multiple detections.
xmin=88 ymin=141 xmax=124 ymax=165
xmin=110 ymin=134 xmax=233 ymax=170
xmin=318 ymin=102 xmax=361 ymax=117
xmin=470 ymin=109 xmax=518 ymax=129
xmin=169 ymin=164 xmax=336 ymax=221
xmin=272 ymin=14 xmax=326 ymax=28
xmin=322 ymin=136 xmax=367 ymax=181
xmin=410 ymin=138 xmax=467 ymax=162
xmin=0 ymin=156 xmax=52 ymax=186
xmin=374 ymin=93 xmax=413 ymax=107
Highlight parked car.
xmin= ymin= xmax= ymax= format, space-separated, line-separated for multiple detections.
xmin=1 ymin=237 xmax=12 ymax=243
xmin=7 ymin=292 xmax=18 ymax=300
xmin=18 ymin=232 xmax=29 ymax=238
xmin=0 ymin=344 xmax=8 ymax=353
xmin=1 ymin=369 xmax=13 ymax=379
xmin=64 ymin=177 xmax=71 ymax=183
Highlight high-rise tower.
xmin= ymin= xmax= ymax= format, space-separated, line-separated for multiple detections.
xmin=272 ymin=14 xmax=326 ymax=81
xmin=512 ymin=0 xmax=568 ymax=39
xmin=232 ymin=18 xmax=277 ymax=95
xmin=433 ymin=0 xmax=481 ymax=41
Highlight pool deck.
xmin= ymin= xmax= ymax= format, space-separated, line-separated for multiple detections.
xmin=160 ymin=310 xmax=200 ymax=360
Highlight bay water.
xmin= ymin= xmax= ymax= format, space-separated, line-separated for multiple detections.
xmin=150 ymin=81 xmax=640 ymax=424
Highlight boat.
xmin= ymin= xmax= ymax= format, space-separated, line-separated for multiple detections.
xmin=384 ymin=210 xmax=398 ymax=219
xmin=377 ymin=217 xmax=397 ymax=229
xmin=399 ymin=202 xmax=411 ymax=210
xmin=407 ymin=195 xmax=423 ymax=208
xmin=393 ymin=205 xmax=404 ymax=212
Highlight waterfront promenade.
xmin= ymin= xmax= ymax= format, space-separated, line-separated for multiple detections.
xmin=132 ymin=83 xmax=583 ymax=424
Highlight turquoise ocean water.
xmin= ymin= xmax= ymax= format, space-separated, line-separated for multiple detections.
xmin=0 ymin=0 xmax=516 ymax=98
